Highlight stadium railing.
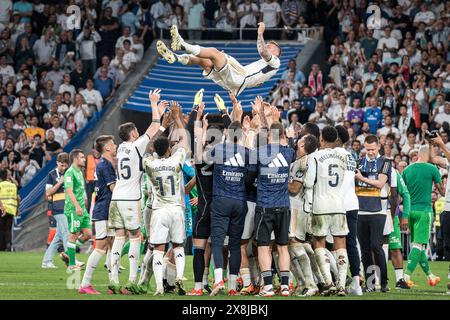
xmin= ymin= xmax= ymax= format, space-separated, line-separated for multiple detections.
xmin=157 ymin=27 xmax=322 ymax=41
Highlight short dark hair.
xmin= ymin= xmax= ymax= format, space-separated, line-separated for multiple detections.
xmin=386 ymin=133 xmax=396 ymax=141
xmin=301 ymin=122 xmax=320 ymax=140
xmin=57 ymin=152 xmax=69 ymax=163
xmin=95 ymin=135 xmax=114 ymax=154
xmin=270 ymin=122 xmax=285 ymax=140
xmin=303 ymin=135 xmax=319 ymax=155
xmin=321 ymin=126 xmax=338 ymax=143
xmin=70 ymin=149 xmax=84 ymax=163
xmin=118 ymin=122 xmax=136 ymax=142
xmin=227 ymin=121 xmax=243 ymax=143
xmin=364 ymin=134 xmax=379 ymax=145
xmin=0 ymin=170 xmax=7 ymax=181
xmin=154 ymin=136 xmax=170 ymax=157
xmin=335 ymin=125 xmax=350 ymax=144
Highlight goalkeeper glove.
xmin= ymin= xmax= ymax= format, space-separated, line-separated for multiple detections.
xmin=214 ymin=94 xmax=227 ymax=114
xmin=193 ymin=88 xmax=204 ymax=110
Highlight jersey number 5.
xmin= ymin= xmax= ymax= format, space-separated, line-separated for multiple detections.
xmin=118 ymin=158 xmax=131 ymax=180
xmin=328 ymin=164 xmax=339 ymax=187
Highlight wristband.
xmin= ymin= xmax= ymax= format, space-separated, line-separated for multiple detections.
xmin=159 ymin=126 xmax=166 ymax=132
xmin=152 ymin=119 xmax=160 ymax=123
xmin=192 ymin=104 xmax=200 ymax=111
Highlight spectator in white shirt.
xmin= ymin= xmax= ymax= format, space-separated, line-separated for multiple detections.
xmin=260 ymin=0 xmax=281 ymax=29
xmin=58 ymin=74 xmax=76 ymax=101
xmin=151 ymin=0 xmax=173 ymax=32
xmin=32 ymin=28 xmax=56 ymax=69
xmin=68 ymin=94 xmax=91 ymax=130
xmin=377 ymin=26 xmax=399 ymax=61
xmin=433 ymin=102 xmax=450 ymax=129
xmin=80 ymin=79 xmax=104 ymax=113
xmin=47 ymin=115 xmax=68 ymax=147
xmin=401 ymin=131 xmax=420 ymax=156
xmin=329 ymin=93 xmax=352 ymax=125
xmin=76 ymin=25 xmax=102 ymax=78
xmin=131 ymin=34 xmax=144 ymax=62
xmin=0 ymin=55 xmax=15 ymax=86
xmin=238 ymin=0 xmax=259 ymax=30
xmin=377 ymin=115 xmax=400 ymax=140
xmin=115 ymin=26 xmax=133 ymax=49
xmin=103 ymin=0 xmax=124 ymax=18
xmin=11 ymin=94 xmax=34 ymax=117
xmin=413 ymin=3 xmax=436 ymax=27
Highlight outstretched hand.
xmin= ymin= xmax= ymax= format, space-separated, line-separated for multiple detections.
xmin=170 ymin=100 xmax=182 ymax=122
xmin=149 ymin=89 xmax=161 ymax=105
xmin=157 ymin=100 xmax=167 ymax=115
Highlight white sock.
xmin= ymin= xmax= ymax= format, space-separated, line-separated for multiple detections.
xmin=128 ymin=237 xmax=141 ymax=283
xmin=175 ymin=53 xmax=191 ymax=65
xmin=324 ymin=248 xmax=339 ymax=280
xmin=290 ymin=257 xmax=305 ymax=287
xmin=383 ymin=244 xmax=389 ymax=265
xmin=182 ymin=41 xmax=201 ymax=56
xmin=166 ymin=261 xmax=177 ymax=286
xmin=315 ymin=248 xmax=333 ymax=286
xmin=240 ymin=268 xmax=251 ymax=287
xmin=202 ymin=270 xmax=209 ymax=286
xmin=153 ymin=250 xmax=165 ymax=291
xmin=303 ymin=243 xmax=325 ymax=284
xmin=173 ymin=246 xmax=185 ymax=280
xmin=352 ymin=276 xmax=361 ymax=289
xmin=229 ymin=274 xmax=237 ymax=291
xmin=110 ymin=236 xmax=126 ymax=284
xmin=403 ymin=273 xmax=411 ymax=282
xmin=395 ymin=269 xmax=404 ymax=282
xmin=138 ymin=248 xmax=154 ymax=285
xmin=214 ymin=268 xmax=223 ymax=285
xmin=81 ymin=249 xmax=105 ymax=287
xmin=195 ymin=282 xmax=202 ymax=290
xmin=106 ymin=249 xmax=112 ymax=282
xmin=291 ymin=243 xmax=315 ymax=288
xmin=336 ymin=248 xmax=348 ymax=290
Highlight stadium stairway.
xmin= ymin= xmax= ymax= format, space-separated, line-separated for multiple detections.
xmin=123 ymin=42 xmax=304 ymax=113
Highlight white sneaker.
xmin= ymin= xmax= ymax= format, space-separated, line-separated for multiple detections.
xmin=157 ymin=40 xmax=176 ymax=64
xmin=348 ymin=286 xmax=363 ymax=296
xmin=41 ymin=262 xmax=58 ymax=269
xmin=299 ymin=287 xmax=319 ymax=297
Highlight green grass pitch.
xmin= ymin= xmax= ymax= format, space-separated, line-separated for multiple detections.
xmin=0 ymin=252 xmax=449 ymax=300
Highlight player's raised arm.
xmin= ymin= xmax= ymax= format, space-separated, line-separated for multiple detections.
xmin=257 ymin=22 xmax=271 ymax=62
xmin=146 ymin=89 xmax=165 ymax=138
xmin=170 ymin=101 xmax=189 ymax=153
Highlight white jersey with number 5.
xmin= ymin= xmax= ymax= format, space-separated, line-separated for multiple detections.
xmin=304 ymin=148 xmax=346 ymax=215
xmin=143 ymin=148 xmax=186 ymax=210
xmin=111 ymin=134 xmax=150 ymax=201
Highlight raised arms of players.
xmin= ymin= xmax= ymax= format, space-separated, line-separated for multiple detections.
xmin=170 ymin=101 xmax=190 ymax=153
xmin=257 ymin=22 xmax=272 ymax=62
xmin=147 ymin=89 xmax=166 ymax=139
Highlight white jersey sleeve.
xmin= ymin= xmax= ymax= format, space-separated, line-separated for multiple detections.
xmin=309 ymin=149 xmax=346 ymax=215
xmin=268 ymin=55 xmax=281 ymax=69
xmin=133 ymin=134 xmax=151 ymax=156
xmin=336 ymin=147 xmax=359 ymax=212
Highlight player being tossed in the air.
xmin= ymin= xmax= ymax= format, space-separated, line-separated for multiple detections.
xmin=157 ymin=22 xmax=281 ymax=97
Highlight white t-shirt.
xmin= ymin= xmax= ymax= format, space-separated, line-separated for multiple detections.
xmin=304 ymin=148 xmax=346 ymax=215
xmin=413 ymin=11 xmax=436 ymax=25
xmin=260 ymin=1 xmax=281 ymax=28
xmin=434 ymin=112 xmax=450 ymax=126
xmin=80 ymin=88 xmax=103 ymax=111
xmin=112 ymin=134 xmax=150 ymax=201
xmin=48 ymin=126 xmax=68 ymax=146
xmin=0 ymin=65 xmax=15 ymax=85
xmin=238 ymin=3 xmax=259 ymax=27
xmin=0 ymin=0 xmax=12 ymax=23
xmin=143 ymin=148 xmax=186 ymax=209
xmin=377 ymin=36 xmax=398 ymax=50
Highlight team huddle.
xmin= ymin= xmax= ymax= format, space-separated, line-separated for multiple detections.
xmin=40 ymin=81 xmax=445 ymax=297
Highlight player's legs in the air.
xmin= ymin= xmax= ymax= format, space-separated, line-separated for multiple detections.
xmin=389 ymin=216 xmax=410 ymax=289
xmin=170 ymin=25 xmax=227 ymax=71
xmin=404 ymin=211 xmax=440 ymax=286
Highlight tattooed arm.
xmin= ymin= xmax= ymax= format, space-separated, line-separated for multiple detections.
xmin=257 ymin=22 xmax=271 ymax=62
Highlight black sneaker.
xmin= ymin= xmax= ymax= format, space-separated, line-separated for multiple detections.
xmin=163 ymin=279 xmax=176 ymax=294
xmin=395 ymin=279 xmax=411 ymax=290
xmin=203 ymin=284 xmax=212 ymax=294
xmin=363 ymin=286 xmax=376 ymax=293
xmin=380 ymin=285 xmax=390 ymax=293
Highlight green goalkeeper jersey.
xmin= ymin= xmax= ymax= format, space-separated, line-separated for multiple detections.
xmin=64 ymin=165 xmax=87 ymax=214
xmin=396 ymin=169 xmax=411 ymax=219
xmin=402 ymin=162 xmax=442 ymax=212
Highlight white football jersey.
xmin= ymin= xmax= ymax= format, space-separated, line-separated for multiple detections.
xmin=112 ymin=134 xmax=150 ymax=201
xmin=244 ymin=56 xmax=280 ymax=88
xmin=304 ymin=148 xmax=346 ymax=215
xmin=289 ymin=155 xmax=309 ymax=212
xmin=143 ymin=148 xmax=186 ymax=210
xmin=335 ymin=147 xmax=359 ymax=212
xmin=382 ymin=167 xmax=397 ymax=212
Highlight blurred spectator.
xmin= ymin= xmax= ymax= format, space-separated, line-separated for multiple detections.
xmin=187 ymin=0 xmax=205 ymax=40
xmin=80 ymin=79 xmax=103 ymax=114
xmin=94 ymin=67 xmax=115 ymax=101
xmin=76 ymin=25 xmax=101 ymax=78
xmin=238 ymin=0 xmax=259 ymax=40
xmin=260 ymin=0 xmax=281 ymax=39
